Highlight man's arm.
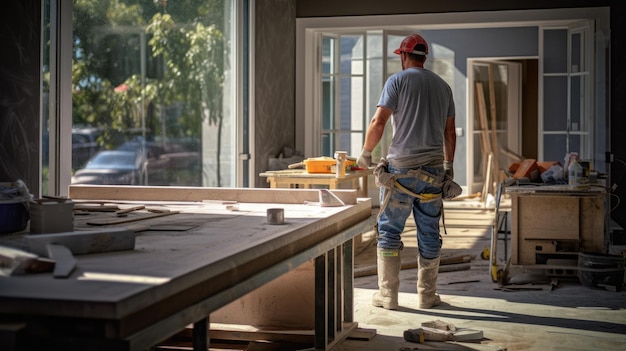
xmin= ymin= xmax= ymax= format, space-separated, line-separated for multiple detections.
xmin=357 ymin=106 xmax=392 ymax=168
xmin=443 ymin=115 xmax=456 ymax=178
xmin=363 ymin=106 xmax=393 ymax=152
xmin=444 ymin=116 xmax=456 ymax=162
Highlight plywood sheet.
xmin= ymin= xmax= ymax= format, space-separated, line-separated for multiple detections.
xmin=510 ymin=191 xmax=606 ymax=265
xmin=517 ymin=196 xmax=579 ymax=240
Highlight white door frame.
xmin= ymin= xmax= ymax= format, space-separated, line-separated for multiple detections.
xmin=467 ymin=58 xmax=527 ymax=194
xmin=296 ymin=7 xmax=609 ymax=191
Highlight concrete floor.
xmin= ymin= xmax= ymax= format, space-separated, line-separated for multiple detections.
xmin=335 ymin=203 xmax=626 ymax=351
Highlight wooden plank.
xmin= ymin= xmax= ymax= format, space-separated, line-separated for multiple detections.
xmin=487 ymin=63 xmax=501 ymax=182
xmin=481 ymin=153 xmax=493 ymax=203
xmin=580 ymin=196 xmax=605 ymax=253
xmin=86 ymin=211 xmax=179 ymax=226
xmin=475 ymin=82 xmax=493 ymax=160
xmin=348 ymin=328 xmax=377 ymax=341
xmin=518 ymin=196 xmax=580 ymax=240
xmin=69 ymin=185 xmax=359 ymax=205
xmin=475 ymin=82 xmax=496 ymax=198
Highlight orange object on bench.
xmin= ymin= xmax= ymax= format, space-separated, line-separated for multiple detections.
xmin=513 ymin=159 xmax=538 ymax=180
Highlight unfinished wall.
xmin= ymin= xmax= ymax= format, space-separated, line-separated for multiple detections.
xmin=0 ymin=0 xmax=41 ymax=195
xmin=254 ymin=0 xmax=296 ymax=187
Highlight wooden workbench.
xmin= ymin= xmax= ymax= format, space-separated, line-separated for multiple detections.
xmin=0 ymin=186 xmax=373 ymax=351
xmin=506 ymin=185 xmax=606 ymax=274
xmin=260 ymin=169 xmax=373 ymax=198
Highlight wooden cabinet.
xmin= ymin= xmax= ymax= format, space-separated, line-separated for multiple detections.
xmin=508 ymin=186 xmax=605 ymax=266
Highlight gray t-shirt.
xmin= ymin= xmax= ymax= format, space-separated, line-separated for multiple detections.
xmin=377 ymin=67 xmax=455 ymax=169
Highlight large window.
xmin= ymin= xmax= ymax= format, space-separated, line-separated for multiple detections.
xmin=540 ymin=23 xmax=594 ymax=163
xmin=320 ymin=33 xmax=367 ymax=157
xmin=43 ymin=0 xmax=242 ymax=194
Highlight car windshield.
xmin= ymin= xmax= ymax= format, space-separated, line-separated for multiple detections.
xmin=86 ymin=152 xmax=137 ymax=170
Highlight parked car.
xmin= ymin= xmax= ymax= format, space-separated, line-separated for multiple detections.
xmin=72 ymin=127 xmax=101 ymax=169
xmin=71 ymin=150 xmax=147 ymax=185
xmin=116 ymin=140 xmax=201 ymax=186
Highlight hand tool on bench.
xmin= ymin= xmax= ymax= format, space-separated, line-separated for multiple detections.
xmin=47 ymin=244 xmax=76 ymax=279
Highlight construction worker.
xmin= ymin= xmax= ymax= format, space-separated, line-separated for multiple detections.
xmin=357 ymin=34 xmax=457 ymax=310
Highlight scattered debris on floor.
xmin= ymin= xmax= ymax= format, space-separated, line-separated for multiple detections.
xmin=399 ymin=342 xmax=507 ymax=351
xmin=403 ymin=319 xmax=484 ymax=344
xmin=496 ymin=277 xmax=560 ymax=292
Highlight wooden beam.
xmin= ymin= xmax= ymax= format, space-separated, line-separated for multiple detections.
xmin=487 ymin=63 xmax=501 ymax=184
xmin=69 ymin=185 xmax=359 ymax=205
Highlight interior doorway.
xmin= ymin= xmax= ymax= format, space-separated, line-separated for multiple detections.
xmin=468 ymin=58 xmax=538 ymax=194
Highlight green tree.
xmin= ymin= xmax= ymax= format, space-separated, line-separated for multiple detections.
xmin=72 ymin=0 xmax=227 ymax=185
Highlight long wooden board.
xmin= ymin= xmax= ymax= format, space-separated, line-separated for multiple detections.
xmin=69 ymin=185 xmax=359 ymax=205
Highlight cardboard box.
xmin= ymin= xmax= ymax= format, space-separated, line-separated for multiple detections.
xmin=29 ymin=199 xmax=74 ymax=234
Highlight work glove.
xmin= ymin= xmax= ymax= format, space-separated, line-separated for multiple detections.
xmin=443 ymin=161 xmax=454 ymax=179
xmin=442 ymin=178 xmax=462 ymax=200
xmin=357 ymin=149 xmax=372 ymax=168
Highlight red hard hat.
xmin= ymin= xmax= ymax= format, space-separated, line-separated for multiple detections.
xmin=393 ymin=34 xmax=429 ymax=56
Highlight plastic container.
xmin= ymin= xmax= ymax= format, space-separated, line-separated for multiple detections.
xmin=304 ymin=157 xmax=336 ymax=173
xmin=568 ymin=158 xmax=583 ymax=187
xmin=0 ymin=196 xmax=30 ymax=234
xmin=303 ymin=156 xmax=357 ymax=174
xmin=578 ymin=252 xmax=625 ymax=291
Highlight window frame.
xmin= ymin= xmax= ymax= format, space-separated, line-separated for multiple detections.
xmin=44 ymin=0 xmax=249 ymax=196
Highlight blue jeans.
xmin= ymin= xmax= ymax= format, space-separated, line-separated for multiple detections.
xmin=377 ymin=164 xmax=444 ymax=259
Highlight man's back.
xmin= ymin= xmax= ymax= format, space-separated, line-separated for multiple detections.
xmin=379 ymin=67 xmax=455 ymax=168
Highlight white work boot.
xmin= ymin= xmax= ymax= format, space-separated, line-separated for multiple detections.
xmin=372 ymin=248 xmax=401 ymax=310
xmin=417 ymin=255 xmax=442 ymax=309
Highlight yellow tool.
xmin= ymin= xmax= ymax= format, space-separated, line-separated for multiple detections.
xmin=480 ymin=247 xmax=490 ymax=260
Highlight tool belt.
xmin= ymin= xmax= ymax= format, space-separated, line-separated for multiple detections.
xmin=374 ymin=158 xmax=462 ymax=233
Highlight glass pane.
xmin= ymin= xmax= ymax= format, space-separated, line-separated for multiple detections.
xmin=340 ymin=35 xmax=363 ymax=75
xmin=543 ymin=29 xmax=567 ymax=73
xmin=321 ymin=132 xmax=331 ymax=157
xmin=366 ymin=31 xmax=383 ymax=120
xmin=494 ymin=65 xmax=509 ymax=130
xmin=571 ymin=32 xmax=581 ymax=73
xmin=322 ymin=131 xmax=363 ymax=157
xmin=569 ymin=134 xmax=581 ymax=156
xmin=543 ymin=134 xmax=567 ymax=162
xmin=42 ymin=0 xmax=51 ymax=194
xmin=322 ymin=76 xmax=335 ymax=130
xmin=543 ymin=76 xmax=568 ymax=131
xmin=385 ymin=35 xmax=404 ymax=78
xmin=338 ymin=76 xmax=363 ymax=131
xmin=570 ymin=75 xmax=581 ymax=130
xmin=71 ymin=0 xmax=233 ymax=187
xmin=322 ymin=36 xmax=334 ymax=75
